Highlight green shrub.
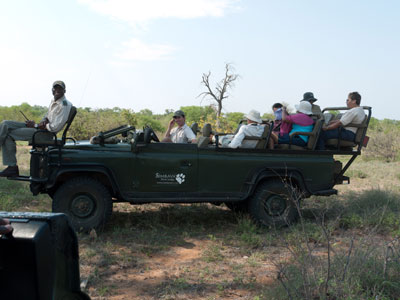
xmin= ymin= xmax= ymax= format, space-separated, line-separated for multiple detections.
xmin=340 ymin=189 xmax=400 ymax=233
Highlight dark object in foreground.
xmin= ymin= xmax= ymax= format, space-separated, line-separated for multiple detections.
xmin=0 ymin=212 xmax=90 ymax=300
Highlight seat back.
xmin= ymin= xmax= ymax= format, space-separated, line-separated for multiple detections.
xmin=241 ymin=123 xmax=272 ymax=149
xmin=306 ymin=119 xmax=323 ymax=150
xmin=197 ymin=123 xmax=212 ymax=148
xmin=354 ymin=115 xmax=368 ymax=144
xmin=311 ymin=104 xmax=323 ymax=121
xmin=190 ymin=122 xmax=199 ymax=136
xmin=61 ymin=106 xmax=77 ymax=145
xmin=254 ymin=124 xmax=271 ymax=149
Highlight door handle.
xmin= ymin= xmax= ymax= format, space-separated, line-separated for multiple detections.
xmin=181 ymin=162 xmax=192 ymax=167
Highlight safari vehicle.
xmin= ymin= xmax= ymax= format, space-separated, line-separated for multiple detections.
xmin=10 ymin=106 xmax=372 ymax=232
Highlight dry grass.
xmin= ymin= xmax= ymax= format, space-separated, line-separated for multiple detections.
xmin=2 ymin=147 xmax=400 ymax=299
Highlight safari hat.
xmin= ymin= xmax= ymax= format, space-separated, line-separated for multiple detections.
xmin=245 ymin=110 xmax=262 ymax=123
xmin=52 ymin=80 xmax=66 ymax=89
xmin=173 ymin=110 xmax=185 ymax=118
xmin=295 ymin=101 xmax=313 ymax=115
xmin=301 ymin=92 xmax=317 ymax=103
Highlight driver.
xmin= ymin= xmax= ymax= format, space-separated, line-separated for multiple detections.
xmin=162 ymin=110 xmax=196 ymax=143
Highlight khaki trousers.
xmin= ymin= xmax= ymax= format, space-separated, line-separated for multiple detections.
xmin=0 ymin=120 xmax=36 ymax=166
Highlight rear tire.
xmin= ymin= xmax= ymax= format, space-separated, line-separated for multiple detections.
xmin=52 ymin=176 xmax=113 ymax=232
xmin=248 ymin=180 xmax=300 ymax=227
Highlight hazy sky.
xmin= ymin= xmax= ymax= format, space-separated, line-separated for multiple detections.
xmin=0 ymin=0 xmax=399 ymax=119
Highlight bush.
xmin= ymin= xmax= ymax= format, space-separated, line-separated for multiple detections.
xmin=340 ymin=189 xmax=400 ymax=233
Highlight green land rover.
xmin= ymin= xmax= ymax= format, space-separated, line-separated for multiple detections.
xmin=11 ymin=106 xmax=372 ymax=232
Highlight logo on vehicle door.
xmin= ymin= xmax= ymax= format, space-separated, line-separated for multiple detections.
xmin=175 ymin=173 xmax=185 ymax=184
xmin=155 ymin=173 xmax=186 ymax=185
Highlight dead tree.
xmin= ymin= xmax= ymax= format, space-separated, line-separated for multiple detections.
xmin=198 ymin=63 xmax=239 ymax=129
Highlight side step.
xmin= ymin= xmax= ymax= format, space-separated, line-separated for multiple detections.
xmin=7 ymin=176 xmax=30 ymax=182
xmin=7 ymin=176 xmax=48 ymax=183
xmin=313 ymin=189 xmax=338 ymax=196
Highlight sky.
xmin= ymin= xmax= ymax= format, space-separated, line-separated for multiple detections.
xmin=0 ymin=0 xmax=399 ymax=120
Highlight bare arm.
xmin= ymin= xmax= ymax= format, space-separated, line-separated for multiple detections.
xmin=281 ymin=107 xmax=291 ymax=123
xmin=164 ymin=119 xmax=175 ymax=138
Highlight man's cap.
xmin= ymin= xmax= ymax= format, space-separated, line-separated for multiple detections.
xmin=52 ymin=80 xmax=66 ymax=89
xmin=301 ymin=92 xmax=317 ymax=103
xmin=173 ymin=110 xmax=185 ymax=117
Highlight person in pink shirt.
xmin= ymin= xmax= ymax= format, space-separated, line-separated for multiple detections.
xmin=269 ymin=101 xmax=314 ymax=149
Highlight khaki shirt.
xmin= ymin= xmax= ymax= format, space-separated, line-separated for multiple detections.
xmin=170 ymin=124 xmax=196 ymax=143
xmin=44 ymin=96 xmax=72 ymax=133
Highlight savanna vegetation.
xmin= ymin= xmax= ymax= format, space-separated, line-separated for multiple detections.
xmin=1 ymin=103 xmax=400 ymax=299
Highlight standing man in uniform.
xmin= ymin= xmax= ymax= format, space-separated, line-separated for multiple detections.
xmin=0 ymin=81 xmax=72 ymax=177
xmin=162 ymin=110 xmax=197 ymax=143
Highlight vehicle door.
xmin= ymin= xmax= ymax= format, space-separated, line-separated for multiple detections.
xmin=132 ymin=142 xmax=198 ymax=193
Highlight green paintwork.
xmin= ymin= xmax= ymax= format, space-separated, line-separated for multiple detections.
xmin=36 ymin=133 xmax=337 ymax=203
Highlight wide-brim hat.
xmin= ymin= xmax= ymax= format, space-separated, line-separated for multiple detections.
xmin=301 ymin=92 xmax=317 ymax=103
xmin=245 ymin=109 xmax=262 ymax=123
xmin=295 ymin=101 xmax=313 ymax=115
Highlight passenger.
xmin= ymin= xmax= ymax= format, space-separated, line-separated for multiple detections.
xmin=162 ymin=110 xmax=197 ymax=143
xmin=316 ymin=92 xmax=365 ymax=150
xmin=0 ymin=218 xmax=12 ymax=235
xmin=300 ymin=92 xmax=322 ymax=118
xmin=269 ymin=101 xmax=314 ymax=149
xmin=272 ymin=103 xmax=283 ymax=134
xmin=0 ymin=81 xmax=72 ymax=177
xmin=228 ymin=110 xmax=265 ymax=149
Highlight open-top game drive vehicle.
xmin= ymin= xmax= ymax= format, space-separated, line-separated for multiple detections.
xmin=10 ymin=106 xmax=372 ymax=232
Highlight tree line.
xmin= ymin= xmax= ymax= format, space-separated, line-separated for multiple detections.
xmin=1 ymin=103 xmax=399 ymax=161
xmin=0 ymin=103 xmax=274 ymax=140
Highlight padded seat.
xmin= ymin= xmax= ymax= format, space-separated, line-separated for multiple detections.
xmin=190 ymin=122 xmax=199 ymax=136
xmin=31 ymin=106 xmax=77 ymax=147
xmin=197 ymin=123 xmax=212 ymax=148
xmin=275 ymin=119 xmax=323 ymax=150
xmin=242 ymin=123 xmax=272 ymax=149
xmin=325 ymin=115 xmax=368 ymax=149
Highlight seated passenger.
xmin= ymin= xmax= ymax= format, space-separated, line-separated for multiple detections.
xmin=227 ymin=110 xmax=265 ymax=149
xmin=316 ymin=92 xmax=365 ymax=150
xmin=272 ymin=103 xmax=283 ymax=134
xmin=270 ymin=101 xmax=314 ymax=148
xmin=162 ymin=110 xmax=196 ymax=143
xmin=301 ymin=92 xmax=322 ymax=118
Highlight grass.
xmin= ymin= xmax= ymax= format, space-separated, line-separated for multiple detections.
xmin=2 ymin=147 xmax=400 ymax=299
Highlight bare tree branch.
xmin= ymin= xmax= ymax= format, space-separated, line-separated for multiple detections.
xmin=198 ymin=63 xmax=239 ymax=129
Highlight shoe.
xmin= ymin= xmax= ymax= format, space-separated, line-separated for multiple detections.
xmin=0 ymin=166 xmax=19 ymax=177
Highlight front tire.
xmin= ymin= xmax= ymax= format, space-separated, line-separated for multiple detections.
xmin=52 ymin=176 xmax=113 ymax=232
xmin=248 ymin=180 xmax=300 ymax=227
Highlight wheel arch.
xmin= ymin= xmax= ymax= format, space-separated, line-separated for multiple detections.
xmin=247 ymin=168 xmax=310 ymax=198
xmin=47 ymin=167 xmax=119 ymax=198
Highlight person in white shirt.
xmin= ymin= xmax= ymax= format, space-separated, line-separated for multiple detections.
xmin=0 ymin=81 xmax=72 ymax=177
xmin=162 ymin=110 xmax=197 ymax=143
xmin=316 ymin=91 xmax=365 ymax=150
xmin=228 ymin=110 xmax=265 ymax=149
